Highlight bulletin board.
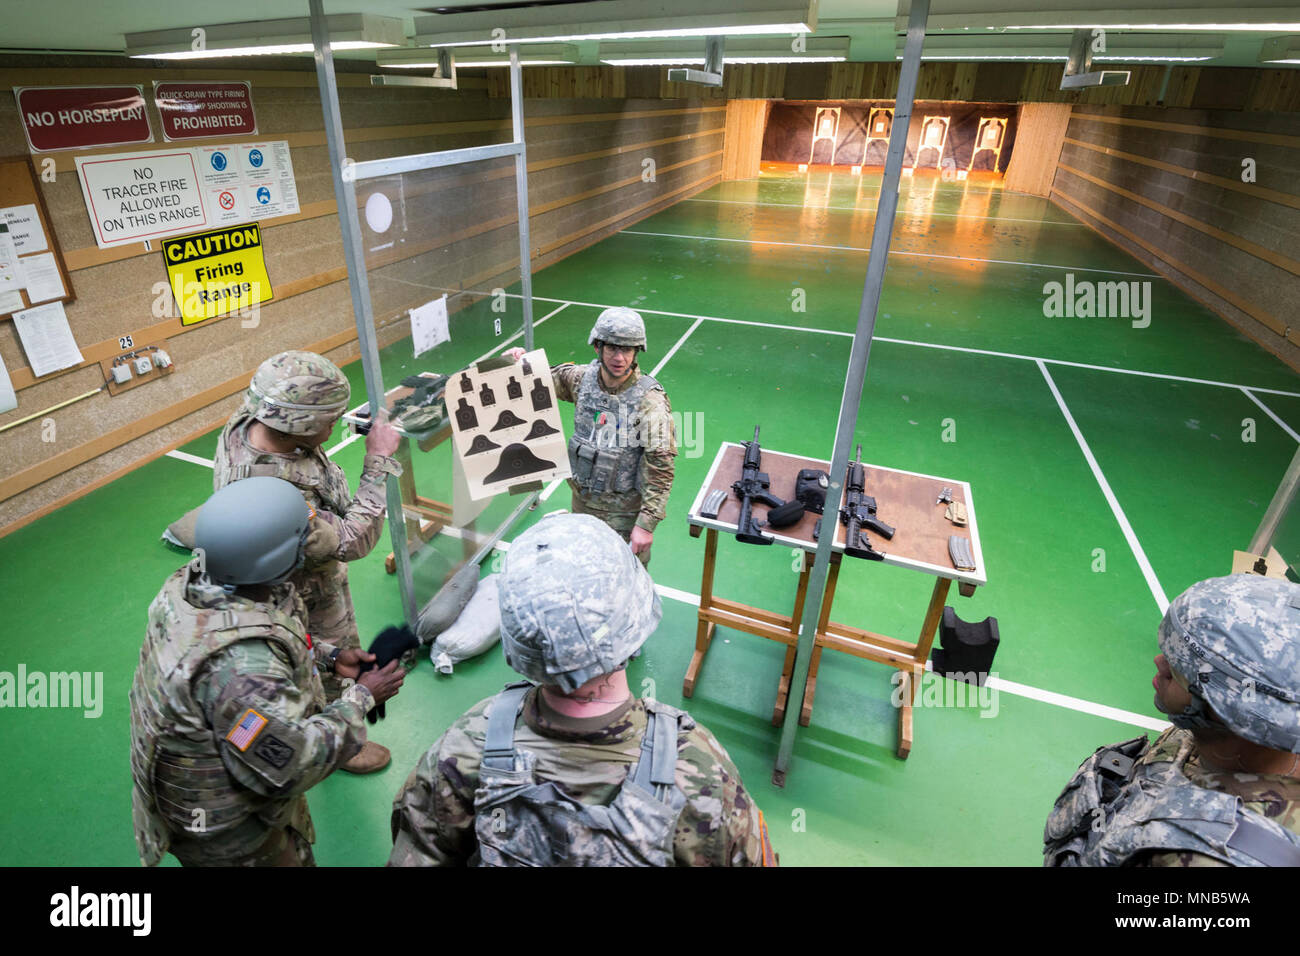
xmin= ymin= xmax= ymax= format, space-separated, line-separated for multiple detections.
xmin=0 ymin=156 xmax=75 ymax=319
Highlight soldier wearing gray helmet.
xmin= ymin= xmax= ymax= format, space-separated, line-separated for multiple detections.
xmin=213 ymin=350 xmax=402 ymax=773
xmin=506 ymin=307 xmax=676 ymax=566
xmin=1044 ymin=574 xmax=1300 ymax=867
xmin=388 ymin=512 xmax=775 ymax=866
xmin=129 ymin=477 xmax=406 ymax=867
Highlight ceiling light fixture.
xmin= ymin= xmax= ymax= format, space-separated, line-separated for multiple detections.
xmin=601 ymin=35 xmax=848 ymax=65
xmin=412 ymin=0 xmax=817 ymax=47
xmin=1258 ymin=35 xmax=1300 ymax=63
xmin=126 ymin=14 xmax=403 ymax=59
xmin=378 ymin=43 xmax=579 ymax=68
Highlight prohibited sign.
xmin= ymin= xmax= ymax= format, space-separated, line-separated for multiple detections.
xmin=219 ymin=190 xmax=236 ymax=210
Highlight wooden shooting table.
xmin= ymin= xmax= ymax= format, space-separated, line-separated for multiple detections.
xmin=685 ymin=443 xmax=987 ymax=758
xmin=341 ymin=374 xmax=467 ymax=573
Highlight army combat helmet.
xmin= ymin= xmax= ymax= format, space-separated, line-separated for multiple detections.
xmin=588 ymin=307 xmax=647 ymax=352
xmin=498 ymin=512 xmax=661 ymax=692
xmin=194 ymin=477 xmax=312 ymax=587
xmin=247 ymin=350 xmax=350 ymax=437
xmin=1157 ymin=574 xmax=1300 ymax=753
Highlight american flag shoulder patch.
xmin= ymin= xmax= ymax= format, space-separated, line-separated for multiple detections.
xmin=226 ymin=708 xmax=269 ymax=752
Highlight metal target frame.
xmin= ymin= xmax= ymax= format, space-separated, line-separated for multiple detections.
xmin=913 ymin=115 xmax=950 ymax=171
xmin=968 ymin=117 xmax=1008 ymax=173
xmin=808 ymin=106 xmax=841 ymax=166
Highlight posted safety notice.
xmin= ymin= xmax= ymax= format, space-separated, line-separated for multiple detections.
xmin=162 ymin=224 xmax=273 ymax=326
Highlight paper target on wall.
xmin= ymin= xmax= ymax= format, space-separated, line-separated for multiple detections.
xmin=448 ymin=348 xmax=570 ymax=500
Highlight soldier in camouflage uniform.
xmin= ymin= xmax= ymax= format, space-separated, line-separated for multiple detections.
xmin=388 ymin=512 xmax=775 ymax=867
xmin=508 ymin=307 xmax=676 ymax=566
xmin=1044 ymin=574 xmax=1300 ymax=867
xmin=213 ymin=350 xmax=402 ymax=773
xmin=129 ymin=477 xmax=406 ymax=867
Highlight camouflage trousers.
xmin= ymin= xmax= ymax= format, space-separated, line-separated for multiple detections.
xmin=295 ymin=559 xmax=360 ymax=701
xmin=173 ymin=825 xmax=315 ymax=867
xmin=170 ymin=797 xmax=317 ymax=867
xmin=569 ymin=495 xmax=650 ymax=567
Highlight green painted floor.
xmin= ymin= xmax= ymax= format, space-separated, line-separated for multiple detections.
xmin=2 ymin=168 xmax=1297 ymax=867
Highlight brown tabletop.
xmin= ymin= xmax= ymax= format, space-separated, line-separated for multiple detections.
xmin=687 ymin=443 xmax=985 ymax=586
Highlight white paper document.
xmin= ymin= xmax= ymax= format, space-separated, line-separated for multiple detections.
xmin=411 ymin=295 xmax=450 ymax=358
xmin=0 ymin=223 xmax=21 ymax=293
xmin=12 ymin=302 xmax=83 ymax=378
xmin=18 ymin=253 xmax=66 ymax=304
xmin=0 ymin=353 xmax=17 ymax=414
xmin=2 ymin=204 xmax=47 ymax=254
xmin=0 ymin=289 xmax=24 ymax=315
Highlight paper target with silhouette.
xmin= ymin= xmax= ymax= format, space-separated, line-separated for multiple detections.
xmin=448 ymin=347 xmax=570 ymax=500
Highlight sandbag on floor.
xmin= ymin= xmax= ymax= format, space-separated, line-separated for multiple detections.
xmin=430 ymin=572 xmax=500 ymax=674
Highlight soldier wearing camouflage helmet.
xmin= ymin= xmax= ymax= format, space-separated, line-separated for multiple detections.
xmin=213 ymin=350 xmax=402 ymax=773
xmin=506 ymin=307 xmax=676 ymax=566
xmin=129 ymin=477 xmax=405 ymax=866
xmin=1044 ymin=574 xmax=1300 ymax=867
xmin=388 ymin=512 xmax=775 ymax=867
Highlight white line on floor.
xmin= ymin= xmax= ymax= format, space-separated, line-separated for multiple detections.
xmin=982 ymin=674 xmax=1169 ymax=731
xmin=619 ymin=229 xmax=1160 ymax=279
xmin=515 ymin=294 xmax=1300 ymax=398
xmin=1240 ymin=388 xmax=1300 ymax=444
xmin=166 ymin=449 xmax=213 ymax=468
xmin=540 ymin=478 xmax=564 ymax=501
xmin=649 ymin=316 xmax=704 ymax=377
xmin=684 ymin=196 xmax=1082 ymax=226
xmin=326 ymin=432 xmax=362 ymax=458
xmin=874 ymin=336 xmax=1300 ymax=400
xmin=1037 ymin=359 xmax=1169 ymax=614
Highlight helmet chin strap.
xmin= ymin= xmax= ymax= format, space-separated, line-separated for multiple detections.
xmin=1156 ymin=687 xmax=1219 ymax=732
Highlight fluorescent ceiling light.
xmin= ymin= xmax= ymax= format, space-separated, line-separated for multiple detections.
xmin=601 ymin=36 xmax=847 ymax=65
xmin=413 ymin=0 xmax=816 ymax=47
xmin=1259 ymin=35 xmax=1300 ymax=62
xmin=126 ymin=14 xmax=403 ymax=59
xmin=896 ymin=31 xmax=1221 ymax=63
xmin=378 ymin=43 xmax=579 ymax=68
xmin=1005 ymin=23 xmax=1300 ymax=31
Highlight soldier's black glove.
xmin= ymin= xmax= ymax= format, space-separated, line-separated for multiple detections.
xmin=358 ymin=625 xmax=418 ymax=723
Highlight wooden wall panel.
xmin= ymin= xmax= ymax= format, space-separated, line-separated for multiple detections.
xmin=722 ymin=99 xmax=770 ymax=181
xmin=1049 ymin=105 xmax=1300 ymax=369
xmin=1004 ymin=103 xmax=1073 ymax=197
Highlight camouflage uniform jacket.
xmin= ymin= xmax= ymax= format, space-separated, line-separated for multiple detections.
xmin=130 ymin=567 xmax=373 ymax=865
xmin=550 ymin=362 xmax=676 ymax=533
xmin=1140 ymin=728 xmax=1300 ymax=867
xmin=388 ymin=686 xmax=774 ymax=866
xmin=213 ymin=409 xmax=400 ymax=568
xmin=1043 ymin=727 xmax=1300 ymax=868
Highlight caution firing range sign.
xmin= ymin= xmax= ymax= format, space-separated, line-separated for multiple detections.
xmin=163 ymin=224 xmax=273 ymax=326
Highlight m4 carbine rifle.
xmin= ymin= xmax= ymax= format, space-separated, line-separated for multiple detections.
xmin=840 ymin=445 xmax=894 ymax=560
xmin=731 ymin=426 xmax=786 ymax=545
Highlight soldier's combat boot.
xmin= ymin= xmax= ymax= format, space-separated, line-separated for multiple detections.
xmin=341 ymin=740 xmax=391 ymax=774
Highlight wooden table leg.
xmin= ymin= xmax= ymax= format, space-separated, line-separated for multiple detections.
xmin=773 ymin=556 xmax=812 ymax=725
xmin=684 ymin=529 xmax=719 ymax=697
xmin=897 ymin=664 xmax=922 ymax=759
xmin=895 ymin=577 xmax=952 ymax=758
xmin=800 ymin=554 xmax=842 ymax=726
